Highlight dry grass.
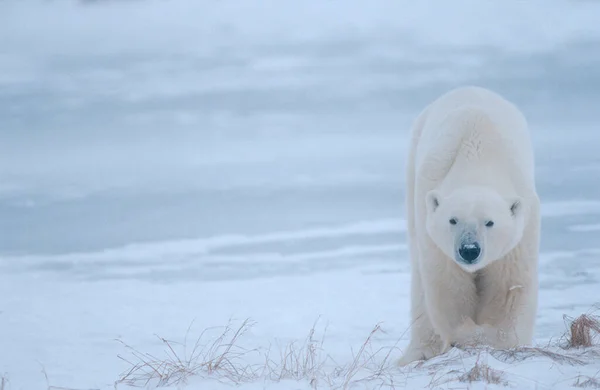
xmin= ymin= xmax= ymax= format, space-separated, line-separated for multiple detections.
xmin=457 ymin=360 xmax=506 ymax=386
xmin=114 ymin=304 xmax=600 ymax=389
xmin=490 ymin=345 xmax=588 ymax=366
xmin=331 ymin=323 xmax=405 ymax=389
xmin=562 ymin=305 xmax=600 ymax=349
xmin=115 ymin=319 xmax=405 ymax=389
xmin=115 ymin=318 xmax=261 ymax=387
xmin=425 ymin=349 xmax=509 ymax=388
xmin=262 ymin=318 xmax=328 ymax=386
xmin=264 ymin=321 xmax=403 ymax=389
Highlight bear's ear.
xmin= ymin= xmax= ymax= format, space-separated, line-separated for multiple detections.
xmin=426 ymin=190 xmax=440 ymax=213
xmin=509 ymin=198 xmax=522 ymax=217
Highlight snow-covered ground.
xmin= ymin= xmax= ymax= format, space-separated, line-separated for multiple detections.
xmin=2 ymin=1 xmax=600 ymax=389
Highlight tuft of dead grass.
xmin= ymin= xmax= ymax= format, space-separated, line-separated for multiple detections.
xmin=457 ymin=360 xmax=506 ymax=386
xmin=115 ymin=318 xmax=261 ymax=387
xmin=264 ymin=320 xmax=404 ymax=389
xmin=425 ymin=350 xmax=509 ymax=388
xmin=263 ymin=318 xmax=328 ymax=386
xmin=490 ymin=345 xmax=588 ymax=366
xmin=563 ymin=307 xmax=600 ymax=349
xmin=333 ymin=323 xmax=405 ymax=389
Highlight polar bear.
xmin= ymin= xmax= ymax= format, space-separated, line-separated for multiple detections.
xmin=397 ymin=86 xmax=541 ymax=366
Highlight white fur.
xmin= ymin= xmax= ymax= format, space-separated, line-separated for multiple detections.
xmin=397 ymin=86 xmax=540 ymax=366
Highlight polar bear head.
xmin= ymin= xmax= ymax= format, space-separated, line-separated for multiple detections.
xmin=425 ymin=186 xmax=525 ymax=272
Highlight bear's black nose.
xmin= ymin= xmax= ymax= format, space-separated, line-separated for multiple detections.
xmin=458 ymin=243 xmax=481 ymax=264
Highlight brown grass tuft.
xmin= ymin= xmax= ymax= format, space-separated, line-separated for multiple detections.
xmin=263 ymin=318 xmax=328 ymax=386
xmin=115 ymin=318 xmax=260 ymax=387
xmin=458 ymin=360 xmax=506 ymax=386
xmin=264 ymin=321 xmax=405 ymax=389
xmin=425 ymin=350 xmax=509 ymax=388
xmin=490 ymin=345 xmax=588 ymax=366
xmin=564 ymin=312 xmax=600 ymax=349
xmin=336 ymin=322 xmax=402 ymax=389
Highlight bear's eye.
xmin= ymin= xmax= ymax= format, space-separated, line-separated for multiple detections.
xmin=485 ymin=220 xmax=494 ymax=227
xmin=449 ymin=218 xmax=457 ymax=225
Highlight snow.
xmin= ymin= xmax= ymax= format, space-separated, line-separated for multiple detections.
xmin=2 ymin=0 xmax=600 ymax=389
xmin=3 ymin=257 xmax=600 ymax=389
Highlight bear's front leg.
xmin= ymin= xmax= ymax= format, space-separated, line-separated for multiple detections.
xmin=475 ymin=254 xmax=538 ymax=349
xmin=419 ymin=246 xmax=479 ymax=354
xmin=397 ymin=258 xmax=445 ymax=366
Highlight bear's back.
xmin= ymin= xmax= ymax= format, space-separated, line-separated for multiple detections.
xmin=414 ymin=86 xmax=535 ymax=193
xmin=421 ymin=86 xmax=529 ymax=143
